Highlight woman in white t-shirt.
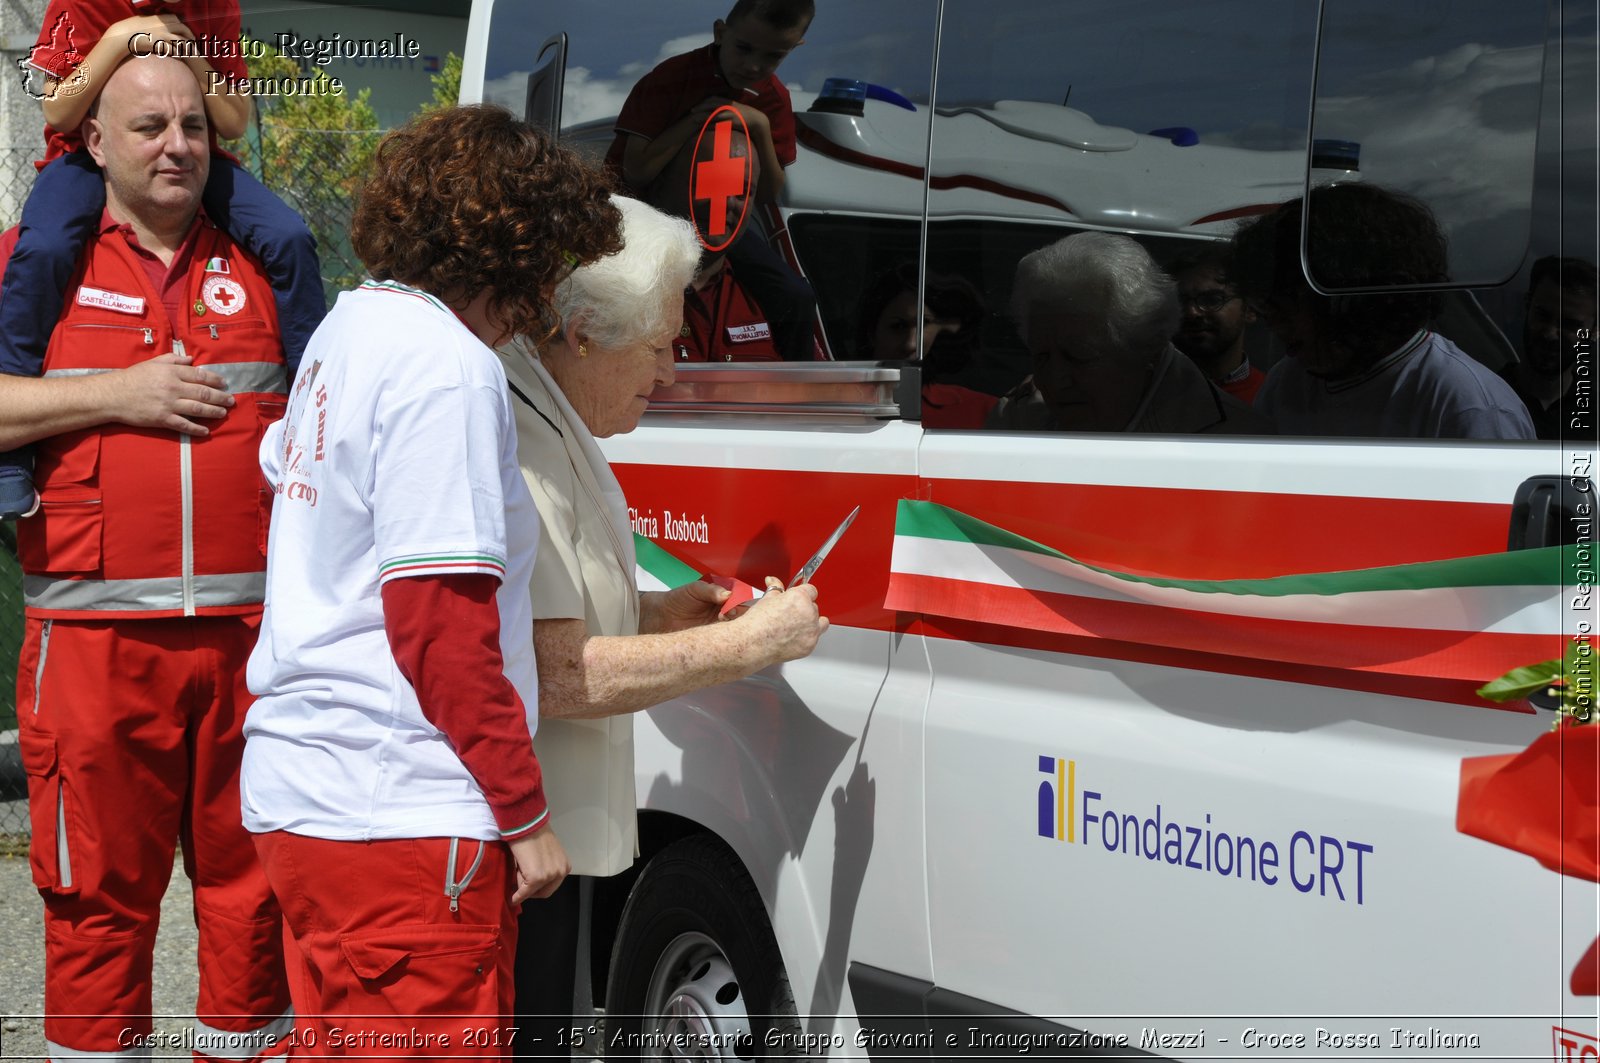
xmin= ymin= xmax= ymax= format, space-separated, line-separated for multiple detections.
xmin=241 ymin=105 xmax=623 ymax=1048
xmin=497 ymin=196 xmax=829 ymax=1055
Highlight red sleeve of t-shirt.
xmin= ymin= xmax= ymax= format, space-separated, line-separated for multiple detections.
xmin=28 ymin=0 xmax=116 ymax=79
xmin=382 ymin=572 xmax=550 ymax=840
xmin=613 ymin=54 xmax=689 ymax=144
xmin=183 ymin=0 xmax=247 ymax=82
xmin=31 ymin=0 xmax=247 ymax=161
xmin=761 ymin=78 xmax=796 ymax=167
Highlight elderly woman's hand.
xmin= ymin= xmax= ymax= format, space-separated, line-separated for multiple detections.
xmin=640 ymin=581 xmax=732 ymax=634
xmin=739 ymin=578 xmax=829 ymax=664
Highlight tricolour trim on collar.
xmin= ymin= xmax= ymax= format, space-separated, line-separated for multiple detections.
xmin=359 ymin=278 xmax=454 ymax=317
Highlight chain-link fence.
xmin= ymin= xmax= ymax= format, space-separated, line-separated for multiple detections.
xmin=0 ymin=126 xmax=377 ymax=835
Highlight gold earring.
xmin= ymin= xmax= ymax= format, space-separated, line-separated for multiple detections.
xmin=578 ymin=343 xmax=588 ymax=357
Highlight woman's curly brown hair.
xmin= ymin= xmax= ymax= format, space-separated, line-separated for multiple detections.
xmin=351 ymin=104 xmax=622 ymax=342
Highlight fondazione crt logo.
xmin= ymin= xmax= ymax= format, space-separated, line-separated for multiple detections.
xmin=1036 ymin=755 xmax=1375 ymax=905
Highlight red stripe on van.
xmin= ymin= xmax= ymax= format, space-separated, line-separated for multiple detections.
xmin=890 ymin=572 xmax=1557 ymax=683
xmin=925 ymin=479 xmax=1511 ymax=579
xmin=614 ymin=462 xmax=1520 ymax=700
xmin=913 ymin=614 xmax=1530 ymax=711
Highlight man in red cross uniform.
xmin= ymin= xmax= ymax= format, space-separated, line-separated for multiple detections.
xmin=0 ymin=56 xmax=292 ymax=1059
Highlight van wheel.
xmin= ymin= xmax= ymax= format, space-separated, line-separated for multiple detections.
xmin=605 ymin=835 xmax=802 ymax=1060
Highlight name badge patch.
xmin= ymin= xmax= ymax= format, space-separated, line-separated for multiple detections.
xmin=76 ymin=286 xmax=145 ymax=316
xmin=725 ymin=322 xmax=771 ymax=344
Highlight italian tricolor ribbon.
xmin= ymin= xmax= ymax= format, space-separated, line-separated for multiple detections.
xmin=634 ymin=532 xmax=761 ymax=613
xmin=634 ymin=533 xmax=702 ymax=592
xmin=885 ymin=499 xmax=1572 ymax=685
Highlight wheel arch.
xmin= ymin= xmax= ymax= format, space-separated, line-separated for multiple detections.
xmin=588 ymin=810 xmax=830 ymax=1023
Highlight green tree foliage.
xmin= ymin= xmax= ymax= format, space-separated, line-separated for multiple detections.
xmin=424 ymin=52 xmax=463 ymax=113
xmin=224 ymin=39 xmax=382 ymax=298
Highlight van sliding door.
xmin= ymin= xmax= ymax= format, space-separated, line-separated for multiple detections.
xmin=912 ymin=0 xmax=1595 ymax=1053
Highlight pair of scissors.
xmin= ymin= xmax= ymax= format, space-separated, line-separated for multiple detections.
xmin=790 ymin=505 xmax=860 ymax=588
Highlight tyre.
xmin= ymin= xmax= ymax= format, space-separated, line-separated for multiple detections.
xmin=605 ymin=834 xmax=802 ymax=1061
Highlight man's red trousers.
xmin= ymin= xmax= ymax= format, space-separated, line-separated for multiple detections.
xmin=16 ymin=615 xmax=291 ymax=1059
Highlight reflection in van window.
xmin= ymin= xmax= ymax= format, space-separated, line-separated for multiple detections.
xmin=1231 ymin=184 xmax=1536 ymax=441
xmin=1309 ymin=0 xmax=1548 ymax=288
xmin=924 ymin=0 xmax=1323 ymax=425
xmin=1502 ymin=256 xmax=1598 ymax=440
xmin=483 ymin=0 xmax=1591 ymax=442
xmin=642 ymin=117 xmax=819 ymax=362
xmin=603 ymin=0 xmax=819 ymax=362
xmin=989 ymin=232 xmax=1271 ymax=435
xmin=937 ymin=0 xmax=1317 ymax=149
xmin=855 ymin=263 xmax=997 ymax=429
xmin=1167 ymin=243 xmax=1267 ymax=405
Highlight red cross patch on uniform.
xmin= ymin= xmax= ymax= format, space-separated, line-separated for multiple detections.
xmin=201 ymin=275 xmax=247 ymax=317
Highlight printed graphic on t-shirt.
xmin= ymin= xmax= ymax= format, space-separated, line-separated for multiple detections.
xmin=278 ymin=359 xmax=324 ymax=506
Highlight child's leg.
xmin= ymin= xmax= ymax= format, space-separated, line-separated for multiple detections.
xmin=2 ymin=151 xmax=105 ymax=374
xmin=202 ymin=159 xmax=325 ymax=377
xmin=0 ymin=151 xmax=106 ymax=518
xmin=725 ymin=221 xmax=818 ymax=361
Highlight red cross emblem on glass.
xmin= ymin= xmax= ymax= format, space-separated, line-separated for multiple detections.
xmin=689 ymin=105 xmax=752 ymax=253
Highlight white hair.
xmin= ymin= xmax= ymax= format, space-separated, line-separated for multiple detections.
xmin=551 ymin=195 xmax=701 ymax=351
xmin=1010 ymin=231 xmax=1179 ymax=360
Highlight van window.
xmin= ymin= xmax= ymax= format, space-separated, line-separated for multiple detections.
xmin=927 ymin=0 xmax=1577 ymax=441
xmin=480 ymin=0 xmax=1588 ymax=443
xmin=482 ymin=0 xmax=935 ymax=157
xmin=925 ymin=0 xmax=1315 ymax=432
xmin=483 ymin=0 xmax=937 ymax=362
xmin=1306 ymin=0 xmax=1548 ymax=291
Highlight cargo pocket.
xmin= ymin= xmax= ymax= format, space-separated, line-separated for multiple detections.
xmin=19 ymin=433 xmax=102 ymax=574
xmin=338 ymin=923 xmax=501 ymax=1012
xmin=256 ymin=400 xmax=287 ymax=556
xmin=18 ymin=730 xmax=76 ymax=894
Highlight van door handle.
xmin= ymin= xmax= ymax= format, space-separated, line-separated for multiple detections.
xmin=1508 ymin=474 xmax=1594 ymax=550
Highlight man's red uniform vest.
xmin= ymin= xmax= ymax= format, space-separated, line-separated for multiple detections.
xmin=18 ymin=219 xmax=288 ymax=618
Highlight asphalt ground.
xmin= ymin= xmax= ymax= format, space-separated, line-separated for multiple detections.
xmin=0 ymin=811 xmax=199 ymax=1062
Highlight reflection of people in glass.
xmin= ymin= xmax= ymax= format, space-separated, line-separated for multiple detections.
xmin=1232 ymin=184 xmax=1534 ymax=439
xmin=989 ymin=232 xmax=1269 ymax=434
xmin=855 ymin=262 xmax=998 ymax=428
xmin=1168 ymin=244 xmax=1264 ymax=403
xmin=1501 ymin=256 xmax=1597 ymax=439
xmin=650 ymin=125 xmax=817 ymax=361
xmin=604 ymin=0 xmax=819 ymax=361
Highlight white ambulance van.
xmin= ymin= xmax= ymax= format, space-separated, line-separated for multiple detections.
xmin=464 ymin=2 xmax=1598 ymax=1058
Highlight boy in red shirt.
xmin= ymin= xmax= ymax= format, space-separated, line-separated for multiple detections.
xmin=605 ymin=0 xmax=818 ymax=362
xmin=0 ymin=0 xmax=320 ymax=517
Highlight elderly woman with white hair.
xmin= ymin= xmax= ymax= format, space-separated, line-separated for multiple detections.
xmin=498 ymin=195 xmax=828 ymax=1052
xmin=988 ymin=230 xmax=1270 ymax=434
